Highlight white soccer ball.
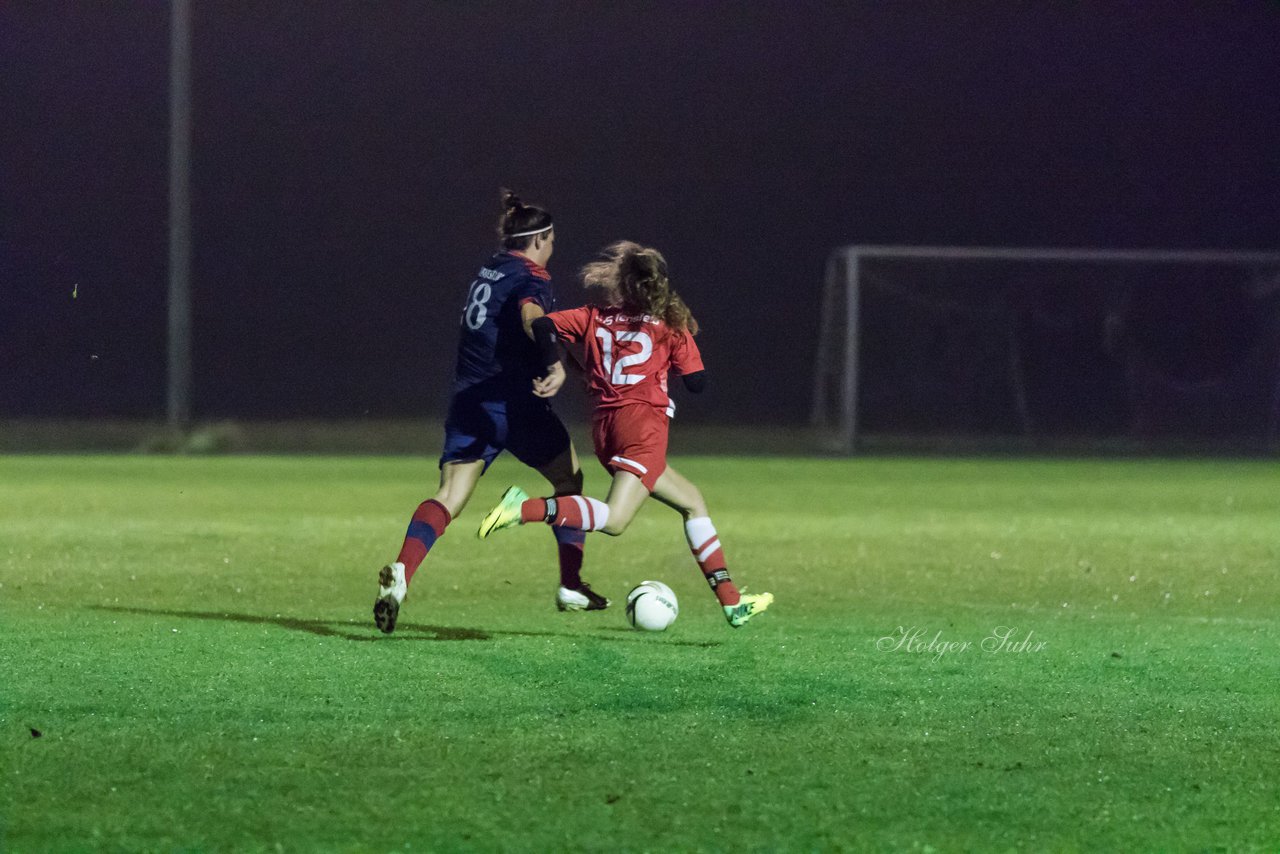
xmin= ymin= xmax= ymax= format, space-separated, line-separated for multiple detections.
xmin=625 ymin=580 xmax=679 ymax=631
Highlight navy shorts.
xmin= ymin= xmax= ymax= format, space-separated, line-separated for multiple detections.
xmin=440 ymin=386 xmax=571 ymax=472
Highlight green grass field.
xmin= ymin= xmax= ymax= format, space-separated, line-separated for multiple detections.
xmin=2 ymin=454 xmax=1278 ymax=852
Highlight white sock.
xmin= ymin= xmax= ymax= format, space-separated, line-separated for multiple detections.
xmin=684 ymin=516 xmax=721 ymax=563
xmin=555 ymin=495 xmax=610 ymax=531
xmin=585 ymin=497 xmax=610 ymax=531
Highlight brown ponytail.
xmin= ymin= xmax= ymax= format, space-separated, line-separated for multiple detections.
xmin=580 ymin=241 xmax=698 ymax=335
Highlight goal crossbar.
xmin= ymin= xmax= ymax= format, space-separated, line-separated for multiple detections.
xmin=836 ymin=245 xmax=1280 ymax=265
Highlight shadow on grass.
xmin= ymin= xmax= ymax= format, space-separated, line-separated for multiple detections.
xmin=91 ymin=605 xmax=721 ymax=647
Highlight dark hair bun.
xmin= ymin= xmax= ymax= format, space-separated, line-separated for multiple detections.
xmin=497 ymin=188 xmax=551 ymax=244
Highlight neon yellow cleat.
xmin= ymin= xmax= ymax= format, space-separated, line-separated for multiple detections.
xmin=477 ymin=485 xmax=529 ymax=539
xmin=724 ymin=592 xmax=774 ymax=628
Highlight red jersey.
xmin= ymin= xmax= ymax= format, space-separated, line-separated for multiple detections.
xmin=546 ymin=306 xmax=704 ymax=417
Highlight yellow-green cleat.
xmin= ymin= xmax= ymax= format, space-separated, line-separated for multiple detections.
xmin=724 ymin=592 xmax=774 ymax=628
xmin=477 ymin=485 xmax=529 ymax=539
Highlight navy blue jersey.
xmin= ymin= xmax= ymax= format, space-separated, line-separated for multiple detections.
xmin=452 ymin=251 xmax=554 ymax=394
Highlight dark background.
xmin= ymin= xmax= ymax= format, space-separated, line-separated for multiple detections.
xmin=3 ymin=1 xmax=1279 ymax=425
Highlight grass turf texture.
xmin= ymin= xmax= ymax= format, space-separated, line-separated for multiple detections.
xmin=2 ymin=455 xmax=1278 ymax=852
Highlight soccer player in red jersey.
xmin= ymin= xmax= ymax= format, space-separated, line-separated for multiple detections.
xmin=477 ymin=241 xmax=773 ymax=628
xmin=372 ymin=191 xmax=609 ymax=635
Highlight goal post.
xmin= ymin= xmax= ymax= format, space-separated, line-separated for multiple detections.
xmin=812 ymin=245 xmax=1280 ymax=454
xmin=811 ymin=250 xmax=860 ymax=452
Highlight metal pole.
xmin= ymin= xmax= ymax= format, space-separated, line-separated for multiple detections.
xmin=1269 ymin=346 xmax=1280 ymax=453
xmin=840 ymin=250 xmax=860 ymax=454
xmin=167 ymin=0 xmax=192 ymax=427
xmin=811 ymin=251 xmax=839 ymax=429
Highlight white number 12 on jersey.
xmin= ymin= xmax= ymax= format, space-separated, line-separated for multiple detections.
xmin=595 ymin=328 xmax=653 ymax=386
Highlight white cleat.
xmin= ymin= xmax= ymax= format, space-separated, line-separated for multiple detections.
xmin=556 ymin=583 xmax=611 ymax=612
xmin=373 ymin=562 xmax=407 ymax=634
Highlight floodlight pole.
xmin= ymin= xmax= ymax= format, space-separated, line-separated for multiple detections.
xmin=167 ymin=0 xmax=193 ymax=428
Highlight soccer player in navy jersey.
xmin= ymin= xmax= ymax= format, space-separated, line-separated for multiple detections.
xmin=373 ymin=191 xmax=609 ymax=634
xmin=478 ymin=241 xmax=773 ymax=628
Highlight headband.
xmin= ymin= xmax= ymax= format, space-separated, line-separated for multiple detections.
xmin=508 ymin=223 xmax=554 ymax=238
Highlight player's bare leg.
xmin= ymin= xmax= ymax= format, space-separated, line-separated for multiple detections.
xmin=598 ymin=471 xmax=650 ymax=534
xmin=534 ymin=444 xmax=610 ymax=611
xmin=648 ymin=464 xmax=707 ymax=519
xmin=432 ymin=459 xmax=487 ymax=518
xmin=651 ymin=465 xmax=773 ymax=628
xmin=376 ymin=460 xmax=484 ymax=634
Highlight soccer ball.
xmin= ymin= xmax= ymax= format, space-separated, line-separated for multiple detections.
xmin=625 ymin=580 xmax=679 ymax=631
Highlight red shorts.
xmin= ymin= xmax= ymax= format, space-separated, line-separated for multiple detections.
xmin=591 ymin=403 xmax=669 ymax=491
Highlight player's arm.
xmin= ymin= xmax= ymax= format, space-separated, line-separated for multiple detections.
xmin=528 ymin=307 xmax=591 ymax=396
xmin=671 ymin=330 xmax=707 ymax=393
xmin=530 ymin=313 xmax=566 ymax=398
xmin=681 ymin=370 xmax=706 ymax=393
xmin=520 ymin=300 xmax=546 ymax=341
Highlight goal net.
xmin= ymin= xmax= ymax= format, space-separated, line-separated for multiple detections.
xmin=811 ymin=246 xmax=1280 ymax=453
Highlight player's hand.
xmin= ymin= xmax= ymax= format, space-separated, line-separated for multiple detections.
xmin=533 ymin=362 xmax=566 ymax=398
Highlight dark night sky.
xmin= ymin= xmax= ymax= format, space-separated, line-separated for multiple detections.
xmin=3 ymin=1 xmax=1279 ymax=422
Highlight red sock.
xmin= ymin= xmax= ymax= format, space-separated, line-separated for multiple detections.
xmin=685 ymin=516 xmax=740 ymax=606
xmin=520 ymin=496 xmax=609 ymax=531
xmin=520 ymin=498 xmax=548 ymax=523
xmin=397 ymin=499 xmax=451 ymax=584
xmin=553 ymin=527 xmax=587 ymax=589
xmin=521 ymin=501 xmax=589 ymax=588
xmin=705 ymin=569 xmax=740 ymax=607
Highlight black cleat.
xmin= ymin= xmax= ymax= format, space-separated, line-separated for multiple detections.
xmin=374 ymin=562 xmax=406 ymax=634
xmin=556 ymin=583 xmax=611 ymax=611
xmin=373 ymin=596 xmax=400 ymax=634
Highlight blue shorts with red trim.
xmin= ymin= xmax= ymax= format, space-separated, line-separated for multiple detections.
xmin=440 ymin=384 xmax=571 ymax=472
